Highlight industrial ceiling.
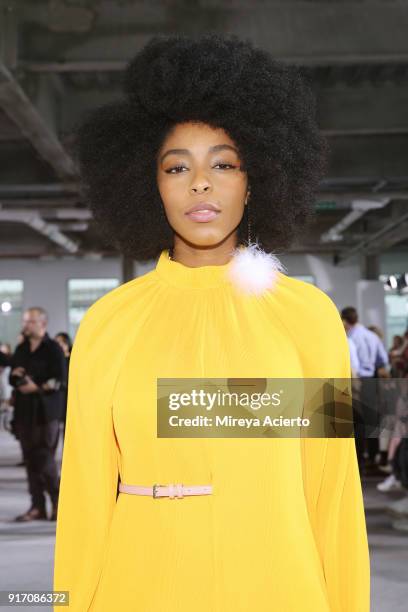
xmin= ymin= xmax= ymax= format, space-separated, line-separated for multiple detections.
xmin=1 ymin=0 xmax=408 ymax=270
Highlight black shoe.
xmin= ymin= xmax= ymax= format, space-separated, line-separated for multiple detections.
xmin=14 ymin=506 xmax=48 ymax=522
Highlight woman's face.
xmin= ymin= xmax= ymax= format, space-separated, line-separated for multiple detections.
xmin=156 ymin=121 xmax=248 ymax=249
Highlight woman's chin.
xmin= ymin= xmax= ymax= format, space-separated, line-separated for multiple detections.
xmin=177 ymin=230 xmax=231 ymax=248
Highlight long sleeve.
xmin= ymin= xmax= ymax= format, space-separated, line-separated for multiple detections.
xmin=295 ymin=284 xmax=370 ymax=612
xmin=313 ymin=436 xmax=370 ymax=612
xmin=348 ymin=337 xmax=360 ymax=377
xmin=39 ymin=341 xmax=67 ymax=387
xmin=374 ymin=335 xmax=389 ymax=369
xmin=53 ymin=307 xmax=119 ymax=611
xmin=8 ymin=347 xmax=22 ymax=387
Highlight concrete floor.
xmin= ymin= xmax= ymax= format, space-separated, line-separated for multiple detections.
xmin=0 ymin=429 xmax=407 ymax=611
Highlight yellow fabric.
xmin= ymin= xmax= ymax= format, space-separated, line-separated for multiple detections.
xmin=53 ymin=248 xmax=370 ymax=611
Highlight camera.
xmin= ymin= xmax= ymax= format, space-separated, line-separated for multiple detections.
xmin=14 ymin=374 xmax=29 ymax=388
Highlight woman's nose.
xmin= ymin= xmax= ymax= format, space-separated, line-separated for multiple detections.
xmin=190 ymin=183 xmax=211 ymax=194
xmin=191 ymin=185 xmax=210 ymax=193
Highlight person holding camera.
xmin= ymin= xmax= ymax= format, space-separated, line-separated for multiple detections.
xmin=9 ymin=307 xmax=67 ymax=522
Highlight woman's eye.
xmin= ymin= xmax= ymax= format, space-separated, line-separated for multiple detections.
xmin=165 ymin=163 xmax=236 ymax=174
xmin=165 ymin=165 xmax=187 ymax=174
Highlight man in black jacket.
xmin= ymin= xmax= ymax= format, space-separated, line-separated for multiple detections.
xmin=9 ymin=307 xmax=67 ymax=522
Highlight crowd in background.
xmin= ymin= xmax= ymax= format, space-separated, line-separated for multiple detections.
xmin=341 ymin=305 xmax=408 ymax=533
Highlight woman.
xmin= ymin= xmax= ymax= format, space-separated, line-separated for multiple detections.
xmin=53 ymin=34 xmax=370 ymax=611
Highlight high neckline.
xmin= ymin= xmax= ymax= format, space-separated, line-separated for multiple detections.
xmin=155 ymin=248 xmax=237 ymax=289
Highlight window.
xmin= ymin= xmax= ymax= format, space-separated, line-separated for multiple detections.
xmin=0 ymin=280 xmax=24 ymax=350
xmin=68 ymin=278 xmax=119 ymax=339
xmin=384 ymin=294 xmax=408 ymax=350
xmin=379 ymin=274 xmax=408 ymax=349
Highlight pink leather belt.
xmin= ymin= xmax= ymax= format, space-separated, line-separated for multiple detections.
xmin=118 ymin=482 xmax=212 ymax=499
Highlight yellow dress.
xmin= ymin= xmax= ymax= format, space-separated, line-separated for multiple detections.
xmin=53 ymin=248 xmax=370 ymax=612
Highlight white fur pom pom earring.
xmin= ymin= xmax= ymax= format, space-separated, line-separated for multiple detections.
xmin=227 ymin=187 xmax=288 ymax=296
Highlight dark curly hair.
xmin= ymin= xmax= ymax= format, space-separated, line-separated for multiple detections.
xmin=73 ymin=33 xmax=327 ymax=261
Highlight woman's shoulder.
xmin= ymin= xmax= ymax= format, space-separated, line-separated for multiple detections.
xmin=90 ymin=269 xmax=156 ymax=311
xmin=274 ymin=272 xmax=347 ymax=348
xmin=73 ymin=269 xmax=157 ymax=344
xmin=275 ymin=274 xmax=349 ymax=376
xmin=276 ymin=272 xmax=340 ymax=319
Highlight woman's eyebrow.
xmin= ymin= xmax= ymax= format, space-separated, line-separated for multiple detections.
xmin=159 ymin=144 xmax=238 ymax=164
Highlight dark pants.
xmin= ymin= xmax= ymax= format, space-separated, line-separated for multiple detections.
xmin=394 ymin=439 xmax=408 ymax=489
xmin=352 ymin=375 xmax=379 ymax=468
xmin=15 ymin=418 xmax=60 ymax=509
xmin=51 ymin=420 xmax=62 ymax=456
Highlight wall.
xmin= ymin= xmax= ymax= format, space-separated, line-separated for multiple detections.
xmin=0 ymin=257 xmax=122 ymax=337
xmin=1 ymin=250 xmax=406 ymax=342
xmin=278 ymin=253 xmax=360 ymax=309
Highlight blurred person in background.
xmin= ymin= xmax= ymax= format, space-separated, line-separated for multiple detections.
xmin=342 ymin=307 xmax=389 ymax=474
xmin=367 ymin=325 xmax=384 ymax=340
xmin=389 ymin=334 xmax=404 ymax=376
xmin=389 ymin=330 xmax=408 ymax=377
xmin=367 ymin=325 xmax=391 ymax=378
xmin=347 ymin=336 xmax=362 ymax=443
xmin=348 ymin=335 xmax=360 ymax=379
xmin=379 ymin=379 xmax=408 ymax=532
xmin=367 ymin=325 xmax=391 ymax=468
xmin=0 ymin=344 xmax=13 ymax=430
xmin=54 ymin=332 xmax=72 ymax=446
xmin=9 ymin=307 xmax=67 ymax=522
xmin=0 ymin=341 xmax=12 ymax=354
xmin=2 ymin=341 xmax=25 ymax=465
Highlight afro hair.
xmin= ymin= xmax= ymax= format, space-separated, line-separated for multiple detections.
xmin=73 ymin=33 xmax=327 ymax=261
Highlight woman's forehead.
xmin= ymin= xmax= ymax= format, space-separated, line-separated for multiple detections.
xmin=161 ymin=121 xmax=236 ymax=147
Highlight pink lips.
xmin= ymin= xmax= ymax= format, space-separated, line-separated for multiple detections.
xmin=187 ymin=210 xmax=219 ymax=222
xmin=185 ymin=202 xmax=221 ymax=223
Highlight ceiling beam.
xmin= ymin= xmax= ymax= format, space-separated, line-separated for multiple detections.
xmin=21 ymin=54 xmax=408 ymax=74
xmin=320 ymin=198 xmax=390 ymax=244
xmin=335 ymin=210 xmax=408 ymax=264
xmin=0 ymin=197 xmax=78 ymax=208
xmin=0 ymin=209 xmax=79 ymax=253
xmin=0 ymin=62 xmax=78 ymax=181
xmin=0 ymin=182 xmax=79 ymax=197
xmin=322 ymin=128 xmax=408 ymax=137
xmin=0 ymin=206 xmax=92 ymax=220
xmin=318 ymin=192 xmax=408 ymax=201
xmin=23 ymin=60 xmax=127 ymax=73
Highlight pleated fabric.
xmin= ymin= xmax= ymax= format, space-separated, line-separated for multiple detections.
xmin=53 ymin=249 xmax=370 ymax=612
